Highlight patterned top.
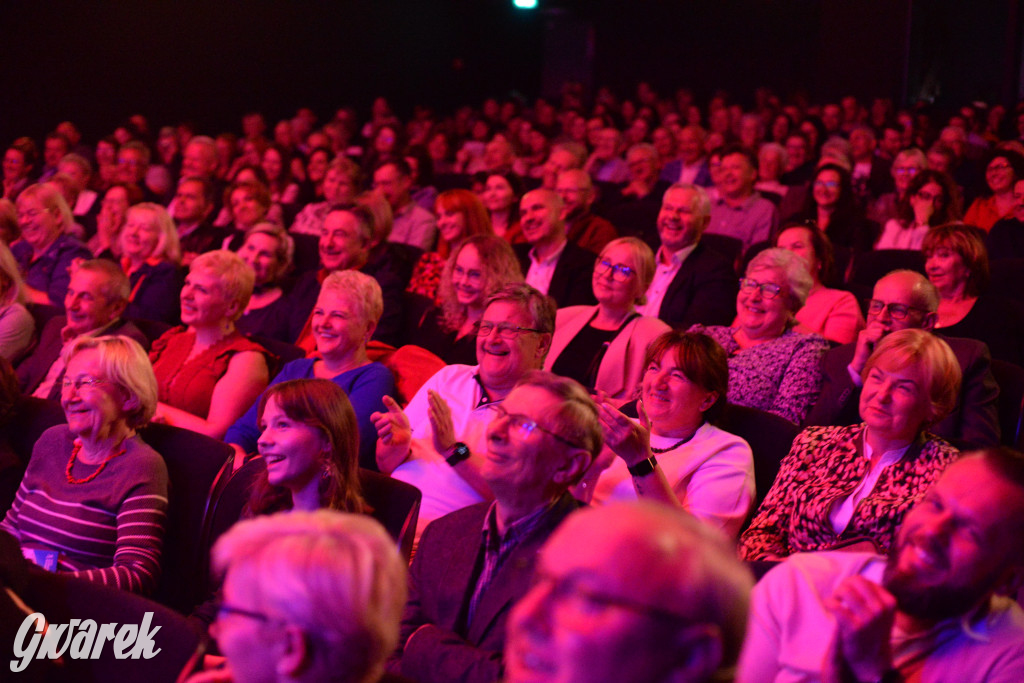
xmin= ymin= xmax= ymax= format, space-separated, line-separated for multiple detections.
xmin=0 ymin=426 xmax=168 ymax=594
xmin=738 ymin=424 xmax=960 ymax=560
xmin=406 ymin=251 xmax=445 ymax=302
xmin=149 ymin=327 xmax=272 ymax=418
xmin=689 ymin=325 xmax=829 ymax=424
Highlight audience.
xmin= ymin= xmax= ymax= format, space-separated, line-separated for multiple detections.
xmin=0 ymin=242 xmax=33 ymax=362
xmin=234 ymin=221 xmax=295 ymax=341
xmin=963 ymin=148 xmax=1024 ymax=230
xmin=876 ymin=169 xmax=960 ymax=250
xmin=120 ymin=202 xmax=184 ymax=325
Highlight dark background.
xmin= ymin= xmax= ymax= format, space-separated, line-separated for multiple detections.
xmin=1 ymin=0 xmax=1020 ymax=144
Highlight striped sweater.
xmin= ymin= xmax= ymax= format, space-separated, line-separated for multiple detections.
xmin=0 ymin=425 xmax=169 ymax=595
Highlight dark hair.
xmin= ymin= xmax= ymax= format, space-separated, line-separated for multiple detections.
xmin=718 ymin=143 xmax=758 ymax=172
xmin=896 ymin=169 xmax=961 ymax=227
xmin=805 ymin=163 xmax=857 ymax=218
xmin=247 ymin=379 xmax=366 ymax=516
xmin=375 ymin=157 xmax=412 ymax=179
xmin=643 ymin=331 xmax=729 ymax=423
xmin=980 ymin=149 xmax=1024 ymax=197
xmin=922 ymin=223 xmax=990 ymax=297
xmin=776 ymin=220 xmax=839 ymax=286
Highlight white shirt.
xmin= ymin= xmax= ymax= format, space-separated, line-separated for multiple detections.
xmin=829 ymin=434 xmax=911 ymax=534
xmin=876 ymin=218 xmax=929 ymax=250
xmin=525 ymin=240 xmax=567 ymax=296
xmin=636 ymin=242 xmax=698 ymax=318
xmin=391 ymin=364 xmax=498 ymax=540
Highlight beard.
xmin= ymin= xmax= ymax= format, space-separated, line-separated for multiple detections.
xmin=882 ymin=551 xmax=993 ymax=623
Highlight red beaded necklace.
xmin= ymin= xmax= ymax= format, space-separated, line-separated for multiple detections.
xmin=65 ymin=438 xmax=128 ymax=485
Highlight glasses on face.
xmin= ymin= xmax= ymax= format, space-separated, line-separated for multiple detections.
xmin=528 ymin=570 xmax=691 ymax=623
xmin=867 ymin=299 xmax=929 ymax=320
xmin=474 ymin=320 xmax=542 ymax=340
xmin=212 ymin=600 xmax=272 ymax=624
xmin=594 ymin=259 xmax=636 ymax=282
xmin=739 ymin=278 xmax=783 ymax=300
xmin=893 ymin=166 xmax=920 ymax=177
xmin=813 ymin=180 xmax=839 ymax=190
xmin=61 ymin=375 xmax=108 ymax=392
xmin=988 ymin=162 xmax=1012 ymax=173
xmin=486 ymin=404 xmax=584 ymax=450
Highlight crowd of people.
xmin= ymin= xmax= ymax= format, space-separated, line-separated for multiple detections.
xmin=2 ymin=82 xmax=1024 ymax=682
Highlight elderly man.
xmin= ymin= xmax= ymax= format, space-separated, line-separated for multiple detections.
xmin=706 ymin=144 xmax=778 ymax=254
xmin=200 ymin=510 xmax=407 ymax=683
xmin=505 ymin=502 xmax=754 ymax=683
xmin=584 ymin=128 xmax=629 ymax=184
xmin=634 ymin=183 xmax=737 ymax=328
xmin=555 ymin=169 xmax=617 ymax=254
xmin=513 ymin=189 xmax=596 ymax=308
xmin=16 ymin=259 xmax=148 ymax=398
xmin=374 ymin=283 xmax=557 ymax=535
xmin=739 ymin=449 xmax=1024 ymax=683
xmin=388 ymin=370 xmax=601 ymax=683
xmin=373 ymin=159 xmax=436 ymax=251
xmin=807 ymin=269 xmax=999 ymax=448
xmin=602 ymin=143 xmax=673 ymax=241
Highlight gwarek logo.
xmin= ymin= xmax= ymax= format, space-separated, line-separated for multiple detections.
xmin=10 ymin=612 xmax=161 ymax=672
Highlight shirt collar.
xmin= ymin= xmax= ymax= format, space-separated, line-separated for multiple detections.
xmin=529 ymin=239 xmax=567 ymax=266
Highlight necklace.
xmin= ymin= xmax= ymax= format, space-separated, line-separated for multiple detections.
xmin=650 ymin=429 xmax=698 ymax=454
xmin=65 ymin=438 xmax=128 ymax=485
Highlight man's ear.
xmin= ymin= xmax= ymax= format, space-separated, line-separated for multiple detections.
xmin=275 ymin=624 xmax=312 ymax=678
xmin=535 ymin=332 xmax=552 ymax=364
xmin=553 ymin=448 xmax=593 ymax=488
xmin=664 ymin=624 xmax=724 ymax=683
xmin=921 ymin=311 xmax=938 ymax=331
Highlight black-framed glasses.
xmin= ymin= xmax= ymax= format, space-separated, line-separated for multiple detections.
xmin=474 ymin=320 xmax=543 ymax=339
xmin=866 ymin=299 xmax=929 ymax=320
xmin=486 ymin=404 xmax=584 ymax=450
xmin=212 ymin=600 xmax=272 ymax=624
xmin=594 ymin=259 xmax=636 ymax=282
xmin=739 ymin=278 xmax=783 ymax=300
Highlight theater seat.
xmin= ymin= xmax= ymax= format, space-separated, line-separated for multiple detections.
xmin=715 ymin=403 xmax=801 ymax=510
xmin=991 ymin=359 xmax=1024 ymax=450
xmin=359 ymin=469 xmax=421 ymax=562
xmin=2 ymin=397 xmax=66 ymax=515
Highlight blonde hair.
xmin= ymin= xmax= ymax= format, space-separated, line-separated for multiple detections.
xmin=0 ymin=242 xmax=25 ymax=305
xmin=320 ymin=270 xmax=384 ymax=329
xmin=189 ymin=250 xmax=255 ymax=321
xmin=126 ymin=203 xmax=182 ymax=264
xmin=863 ymin=328 xmax=962 ymax=424
xmin=598 ymin=237 xmax=655 ymax=305
xmin=17 ymin=183 xmax=74 ymax=237
xmin=62 ymin=335 xmax=158 ymax=429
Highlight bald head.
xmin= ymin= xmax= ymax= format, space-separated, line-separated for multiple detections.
xmin=868 ymin=270 xmax=939 ymax=333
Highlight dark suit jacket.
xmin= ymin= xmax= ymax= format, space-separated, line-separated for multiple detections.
xmin=804 ymin=334 xmax=1000 ymax=449
xmin=657 ymin=241 xmax=738 ymax=329
xmin=16 ymin=317 xmax=150 ymax=397
xmin=514 ymin=242 xmax=597 ymax=309
xmin=392 ymin=493 xmax=582 ymax=683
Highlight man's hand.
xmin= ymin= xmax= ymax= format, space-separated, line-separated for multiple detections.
xmin=824 ymin=576 xmax=897 ymax=682
xmin=372 ymin=395 xmax=412 ymax=473
xmin=427 ymin=390 xmax=456 ymax=455
xmin=850 ymin=325 xmax=887 ymax=376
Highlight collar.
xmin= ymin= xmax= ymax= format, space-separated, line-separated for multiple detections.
xmin=61 ymin=317 xmax=121 ymax=345
xmin=715 ymin=192 xmax=758 ymax=210
xmin=529 ymin=239 xmax=567 ymax=266
xmin=481 ymin=497 xmax=558 ymax=548
xmin=656 ymin=242 xmax=698 ymax=267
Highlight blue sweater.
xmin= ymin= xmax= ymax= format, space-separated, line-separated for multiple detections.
xmin=224 ymin=359 xmax=395 ymax=471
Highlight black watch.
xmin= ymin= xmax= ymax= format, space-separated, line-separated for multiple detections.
xmin=627 ymin=456 xmax=658 ymax=477
xmin=446 ymin=442 xmax=471 ymax=467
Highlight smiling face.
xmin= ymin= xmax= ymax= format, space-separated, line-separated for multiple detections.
xmin=736 ymin=266 xmax=792 ymax=340
xmin=62 ymin=347 xmax=127 ymax=441
xmin=776 ymin=227 xmax=820 ymax=280
xmin=322 ymin=167 xmax=356 ymax=206
xmin=867 ymin=272 xmax=935 ymax=335
xmin=230 ymin=188 xmax=266 ymax=229
xmin=180 ymin=269 xmax=235 ymax=328
xmin=476 ymin=300 xmax=548 ymax=393
xmin=640 ymin=350 xmax=715 ymax=435
xmin=319 ymin=210 xmax=368 ymax=272
xmin=121 ymin=208 xmax=161 ymax=262
xmin=436 ymin=204 xmax=468 ymax=244
xmin=65 ymin=269 xmax=123 ymax=336
xmin=520 ymin=191 xmax=563 ymax=247
xmin=451 ymin=244 xmax=485 ymax=309
xmin=592 ymin=243 xmax=641 ymax=310
xmin=883 ymin=457 xmax=1024 ymax=622
xmin=260 ymin=148 xmax=283 ymax=183
xmin=812 ymin=169 xmax=842 ymax=209
xmin=238 ymin=232 xmax=282 ymax=287
xmin=258 ymin=394 xmax=327 ymax=493
xmin=311 ymin=288 xmax=369 ymax=361
xmin=482 ymin=175 xmax=516 ymax=213
xmin=986 ymin=156 xmax=1016 ymax=194
xmin=657 ymin=187 xmax=705 ymax=252
xmin=717 ymin=152 xmax=756 ymax=200
xmin=16 ymin=193 xmax=62 ymax=251
xmin=859 ymin=358 xmax=932 ymax=442
xmin=173 ymin=180 xmax=211 ymax=224
xmin=925 ymin=243 xmax=969 ymax=297
xmin=3 ymin=149 xmax=28 ymax=182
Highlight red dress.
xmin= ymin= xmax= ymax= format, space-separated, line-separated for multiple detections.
xmin=149 ymin=327 xmax=271 ymax=418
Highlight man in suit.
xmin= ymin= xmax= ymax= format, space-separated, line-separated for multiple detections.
xmin=514 ymin=189 xmax=596 ymax=308
xmin=17 ymin=259 xmax=149 ymax=399
xmin=635 ymin=183 xmax=738 ymax=328
xmin=390 ymin=371 xmax=601 ymax=683
xmin=806 ymin=269 xmax=999 ymax=448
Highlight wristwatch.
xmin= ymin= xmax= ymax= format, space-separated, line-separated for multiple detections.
xmin=446 ymin=442 xmax=471 ymax=467
xmin=627 ymin=456 xmax=658 ymax=477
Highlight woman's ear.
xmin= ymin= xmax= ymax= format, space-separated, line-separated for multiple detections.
xmin=698 ymin=391 xmax=719 ymax=413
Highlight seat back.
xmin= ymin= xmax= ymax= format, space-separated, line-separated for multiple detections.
xmin=359 ymin=468 xmax=422 ymax=562
xmin=989 ymin=258 xmax=1024 ymax=305
xmin=715 ymin=404 xmax=801 ymax=509
xmin=128 ymin=317 xmax=173 ymax=346
xmin=991 ymin=359 xmax=1024 ymax=450
xmin=2 ymin=397 xmax=67 ymax=515
xmin=138 ymin=422 xmax=233 ymax=614
xmin=246 ymin=333 xmax=306 ymax=369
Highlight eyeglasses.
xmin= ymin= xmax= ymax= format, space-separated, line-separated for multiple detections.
xmin=474 ymin=320 xmax=543 ymax=339
xmin=867 ymin=299 xmax=930 ymax=320
xmin=813 ymin=180 xmax=839 ymax=190
xmin=739 ymin=278 xmax=783 ymax=300
xmin=61 ymin=375 xmax=108 ymax=392
xmin=212 ymin=600 xmax=272 ymax=624
xmin=893 ymin=166 xmax=920 ymax=177
xmin=528 ymin=570 xmax=691 ymax=623
xmin=594 ymin=259 xmax=636 ymax=282
xmin=486 ymin=404 xmax=584 ymax=450
xmin=987 ymin=162 xmax=1012 ymax=173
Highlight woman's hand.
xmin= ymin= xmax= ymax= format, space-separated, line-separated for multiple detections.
xmin=427 ymin=390 xmax=456 ymax=455
xmin=371 ymin=395 xmax=412 ymax=473
xmin=595 ymin=391 xmax=653 ymax=467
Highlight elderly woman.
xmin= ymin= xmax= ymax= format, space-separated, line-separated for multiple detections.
xmin=963 ymin=149 xmax=1024 ymax=231
xmin=247 ymin=379 xmax=367 ymax=515
xmin=11 ymin=184 xmax=91 ymax=308
xmin=925 ymin=223 xmax=1024 ymax=366
xmin=876 ymin=170 xmax=961 ymax=250
xmin=545 ymin=237 xmax=670 ymax=403
xmin=290 ymin=157 xmax=362 ymax=236
xmin=576 ymin=331 xmax=755 ymax=539
xmin=407 ymin=189 xmax=493 ymax=301
xmin=412 ymin=234 xmax=524 ymax=365
xmin=869 ymin=147 xmax=928 ymax=224
xmin=0 ymin=336 xmax=167 ymax=594
xmin=226 ymin=270 xmax=394 ymax=471
xmin=150 ymin=250 xmax=271 ymax=439
xmin=0 ymin=242 xmax=33 ymax=362
xmin=739 ymin=329 xmax=962 ymax=560
xmin=690 ymin=248 xmax=829 ymax=425
xmin=235 ymin=222 xmax=295 ymax=341
xmin=120 ymin=202 xmax=183 ymax=325
xmin=775 ymin=223 xmax=864 ymax=344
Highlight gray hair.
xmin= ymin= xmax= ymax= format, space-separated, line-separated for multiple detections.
xmin=746 ymin=247 xmax=814 ymax=312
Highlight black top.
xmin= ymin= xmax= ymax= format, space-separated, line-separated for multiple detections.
xmin=411 ymin=306 xmax=478 ymax=366
xmin=549 ymin=323 xmax=620 ymax=392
